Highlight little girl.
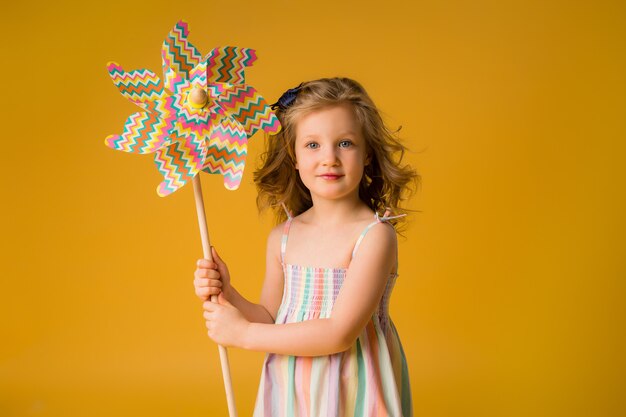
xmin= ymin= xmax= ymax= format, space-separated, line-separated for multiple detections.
xmin=194 ymin=78 xmax=418 ymax=417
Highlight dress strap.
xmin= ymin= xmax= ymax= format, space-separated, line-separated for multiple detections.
xmin=351 ymin=210 xmax=406 ymax=259
xmin=281 ymin=217 xmax=294 ymax=264
xmin=279 ymin=202 xmax=294 ymax=264
xmin=281 ymin=202 xmax=293 ymax=221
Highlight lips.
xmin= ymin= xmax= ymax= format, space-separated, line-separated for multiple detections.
xmin=318 ymin=173 xmax=344 ymax=180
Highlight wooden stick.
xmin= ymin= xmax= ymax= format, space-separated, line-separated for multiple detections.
xmin=192 ymin=175 xmax=238 ymax=417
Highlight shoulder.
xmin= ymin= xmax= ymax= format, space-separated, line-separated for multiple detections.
xmin=265 ymin=223 xmax=283 ymax=265
xmin=362 ymin=220 xmax=397 ymax=247
xmin=267 ymin=221 xmax=287 ymax=247
xmin=348 ymin=220 xmax=398 ymax=277
xmin=354 ymin=220 xmax=397 ymax=260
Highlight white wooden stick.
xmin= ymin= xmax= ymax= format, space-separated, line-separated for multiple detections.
xmin=192 ymin=175 xmax=238 ymax=417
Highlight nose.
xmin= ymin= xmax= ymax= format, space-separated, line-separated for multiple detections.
xmin=321 ymin=146 xmax=339 ymax=166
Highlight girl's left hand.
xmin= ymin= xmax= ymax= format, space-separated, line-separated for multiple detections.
xmin=203 ymin=292 xmax=249 ymax=348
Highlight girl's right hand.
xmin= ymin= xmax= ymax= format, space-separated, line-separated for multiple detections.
xmin=194 ymin=247 xmax=232 ymax=302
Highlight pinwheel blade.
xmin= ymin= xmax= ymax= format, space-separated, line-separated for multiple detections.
xmin=105 ymin=108 xmax=174 ymax=153
xmin=207 ymin=83 xmax=228 ymax=99
xmin=215 ymin=84 xmax=281 ymax=137
xmin=154 ymin=126 xmax=207 ymax=196
xmin=189 ymin=61 xmax=207 ymax=89
xmin=203 ymin=116 xmax=248 ymax=190
xmin=107 ymin=62 xmax=165 ymax=109
xmin=162 ymin=67 xmax=191 ymax=95
xmin=205 ymin=46 xmax=257 ymax=86
xmin=162 ymin=20 xmax=202 ymax=93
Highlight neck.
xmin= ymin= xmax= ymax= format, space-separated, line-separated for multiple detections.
xmin=306 ymin=194 xmax=370 ymax=225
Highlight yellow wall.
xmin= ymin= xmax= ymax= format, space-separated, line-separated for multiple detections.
xmin=1 ymin=0 xmax=624 ymax=416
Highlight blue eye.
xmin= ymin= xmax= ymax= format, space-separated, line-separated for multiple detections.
xmin=338 ymin=140 xmax=353 ymax=148
xmin=305 ymin=142 xmax=320 ymax=149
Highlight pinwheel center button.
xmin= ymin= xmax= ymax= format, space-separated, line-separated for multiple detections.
xmin=188 ymin=87 xmax=208 ymax=109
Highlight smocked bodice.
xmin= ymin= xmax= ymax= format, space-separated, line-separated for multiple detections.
xmin=276 ymin=262 xmax=398 ymax=332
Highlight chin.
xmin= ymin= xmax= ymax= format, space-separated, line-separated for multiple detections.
xmin=312 ymin=189 xmax=359 ymax=201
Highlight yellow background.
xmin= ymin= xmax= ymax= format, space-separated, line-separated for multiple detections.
xmin=1 ymin=0 xmax=624 ymax=416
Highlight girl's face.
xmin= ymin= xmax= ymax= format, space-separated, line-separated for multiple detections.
xmin=294 ymin=104 xmax=370 ymax=204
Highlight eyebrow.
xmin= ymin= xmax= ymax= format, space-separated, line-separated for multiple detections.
xmin=298 ymin=132 xmax=358 ymax=139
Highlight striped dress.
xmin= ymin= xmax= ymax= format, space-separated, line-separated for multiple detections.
xmin=253 ymin=215 xmax=413 ymax=417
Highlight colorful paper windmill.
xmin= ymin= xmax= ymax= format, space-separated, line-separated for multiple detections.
xmin=106 ymin=20 xmax=280 ymax=196
xmin=105 ymin=20 xmax=281 ymax=417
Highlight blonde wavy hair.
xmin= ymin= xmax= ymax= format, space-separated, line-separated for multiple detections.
xmin=254 ymin=77 xmax=419 ymax=226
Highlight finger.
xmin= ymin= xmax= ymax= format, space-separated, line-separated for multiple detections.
xmin=194 ymin=278 xmax=222 ymax=288
xmin=195 ymin=288 xmax=208 ymax=298
xmin=211 ymin=247 xmax=226 ymax=270
xmin=197 ymin=275 xmax=210 ymax=286
xmin=206 ymin=287 xmax=222 ymax=296
xmin=195 ymin=268 xmax=220 ymax=279
xmin=194 ymin=278 xmax=209 ymax=287
xmin=196 ymin=261 xmax=217 ymax=270
xmin=203 ymin=300 xmax=219 ymax=311
xmin=193 ymin=269 xmax=222 ymax=279
xmin=198 ymin=286 xmax=223 ymax=298
xmin=211 ymin=247 xmax=221 ymax=262
xmin=196 ymin=288 xmax=220 ymax=299
xmin=196 ymin=259 xmax=218 ymax=269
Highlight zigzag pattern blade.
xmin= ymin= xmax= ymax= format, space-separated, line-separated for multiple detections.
xmin=105 ymin=109 xmax=174 ymax=153
xmin=208 ymin=82 xmax=229 ymax=99
xmin=107 ymin=62 xmax=165 ymax=108
xmin=203 ymin=116 xmax=248 ymax=190
xmin=177 ymin=101 xmax=215 ymax=126
xmin=215 ymin=85 xmax=281 ymax=137
xmin=142 ymin=95 xmax=183 ymax=120
xmin=177 ymin=110 xmax=214 ymax=147
xmin=189 ymin=61 xmax=207 ymax=89
xmin=205 ymin=47 xmax=256 ymax=85
xmin=163 ymin=67 xmax=191 ymax=95
xmin=154 ymin=125 xmax=206 ymax=196
xmin=162 ymin=20 xmax=202 ymax=92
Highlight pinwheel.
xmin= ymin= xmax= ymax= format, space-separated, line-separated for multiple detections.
xmin=105 ymin=20 xmax=280 ymax=417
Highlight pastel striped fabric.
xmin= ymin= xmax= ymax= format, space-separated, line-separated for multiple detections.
xmin=253 ymin=218 xmax=413 ymax=417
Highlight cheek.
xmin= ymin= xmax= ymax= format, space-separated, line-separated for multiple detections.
xmin=294 ymin=149 xmax=312 ymax=172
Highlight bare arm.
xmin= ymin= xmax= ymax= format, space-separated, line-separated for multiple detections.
xmin=224 ymin=286 xmax=273 ymax=324
xmin=256 ymin=223 xmax=285 ymax=321
xmin=222 ymin=225 xmax=284 ymax=324
xmin=204 ymin=223 xmax=397 ymax=356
